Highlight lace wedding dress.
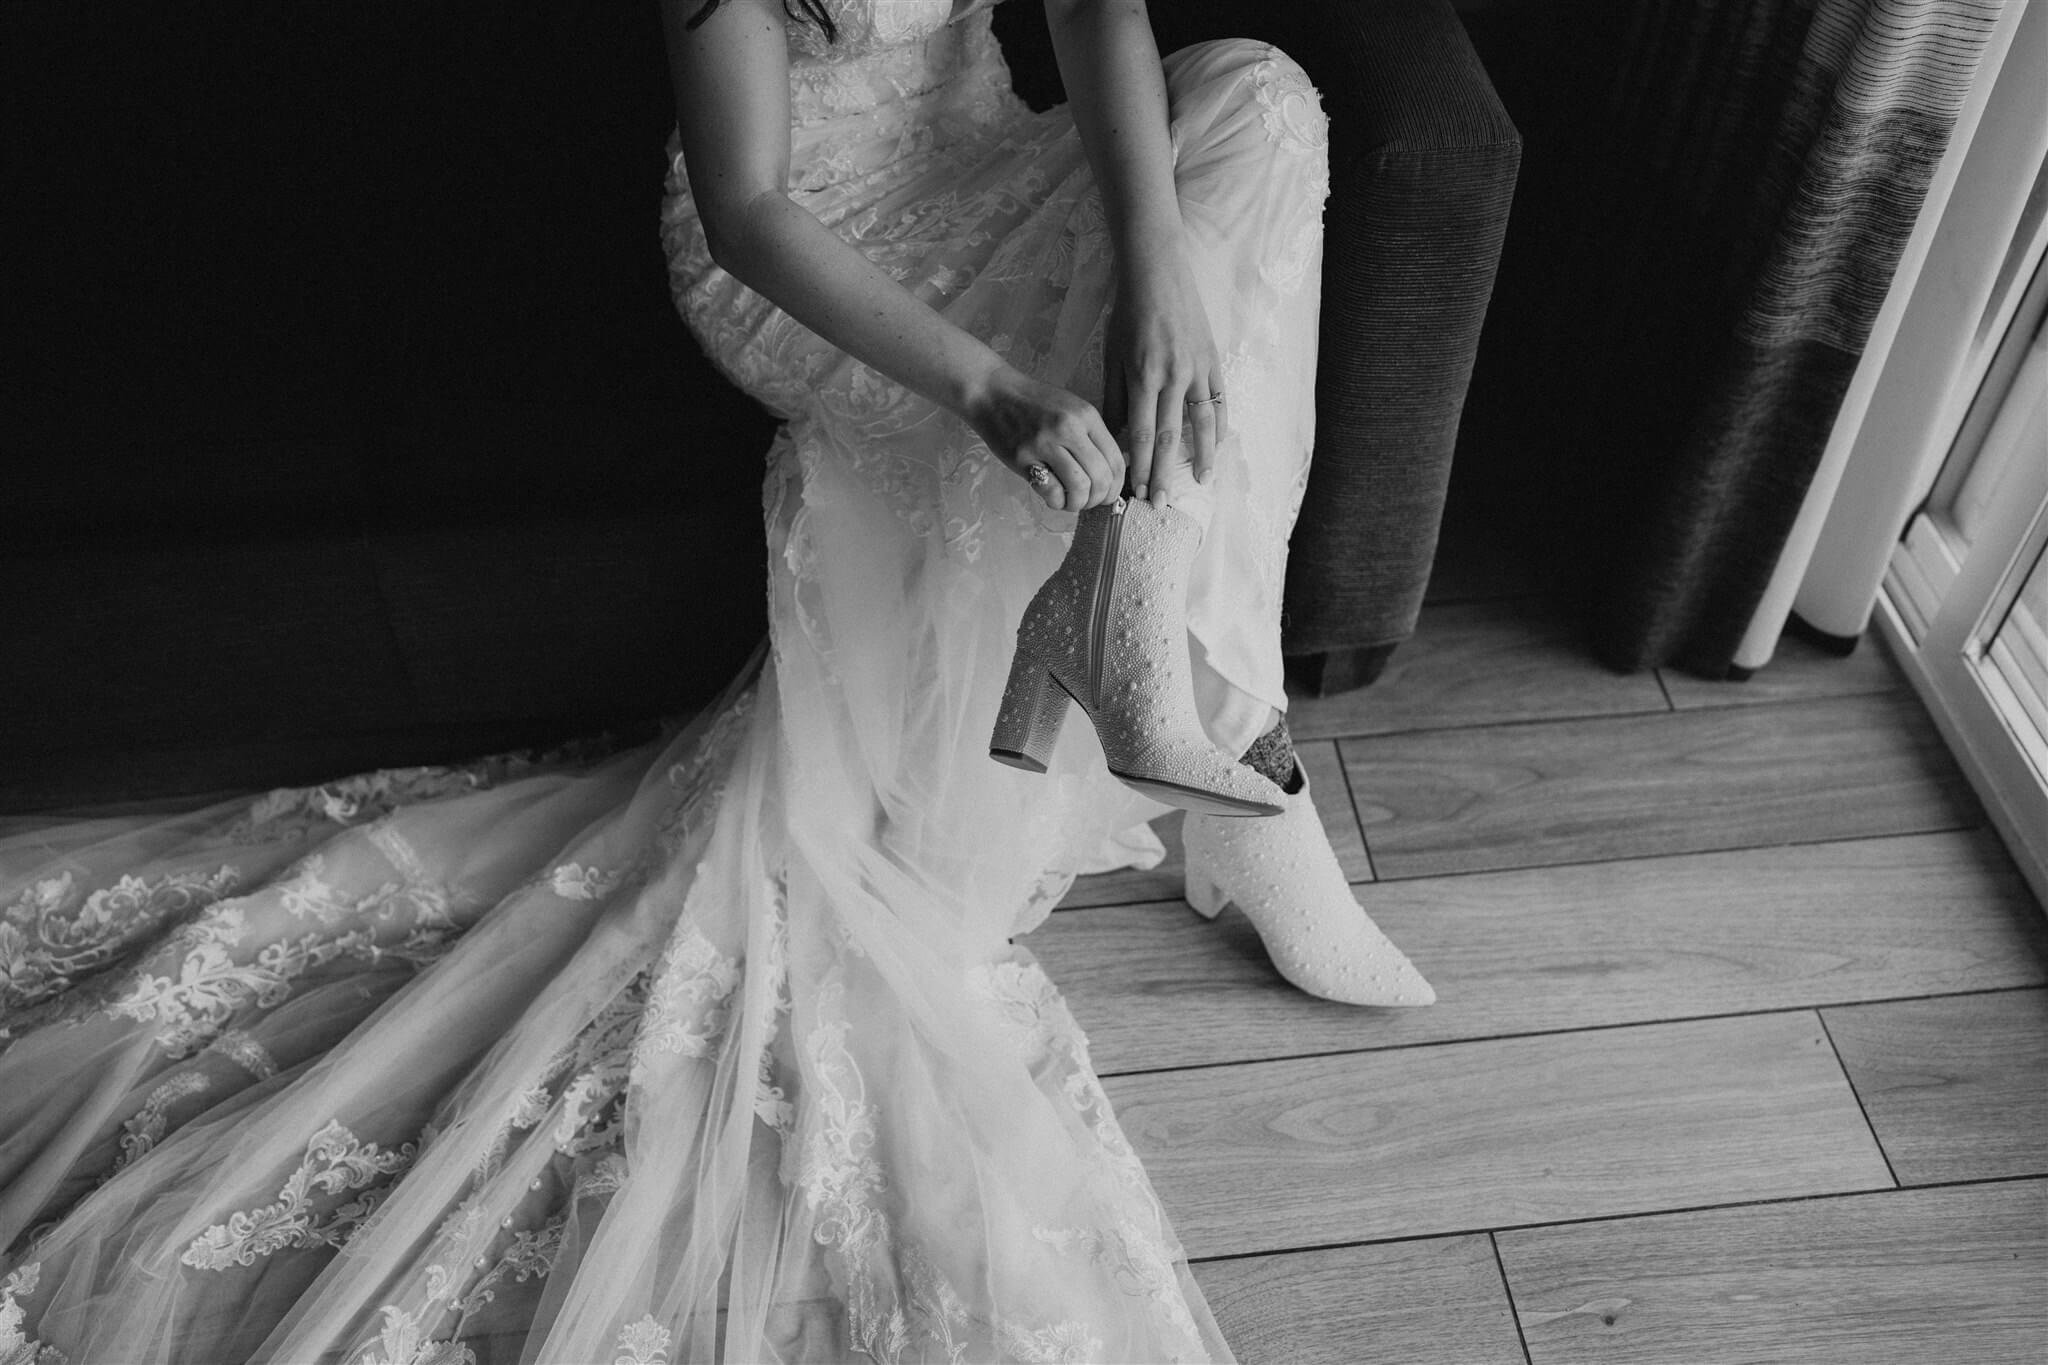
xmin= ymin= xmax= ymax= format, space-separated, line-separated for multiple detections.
xmin=0 ymin=3 xmax=1330 ymax=1360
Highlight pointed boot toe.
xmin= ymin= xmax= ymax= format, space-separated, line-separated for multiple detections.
xmin=1184 ymin=765 xmax=1436 ymax=1008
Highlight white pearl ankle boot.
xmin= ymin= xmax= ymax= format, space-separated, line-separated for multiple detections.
xmin=989 ymin=497 xmax=1287 ymax=817
xmin=1183 ymin=764 xmax=1436 ymax=1007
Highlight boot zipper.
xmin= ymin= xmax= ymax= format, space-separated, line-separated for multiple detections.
xmin=1089 ymin=497 xmax=1128 ymax=703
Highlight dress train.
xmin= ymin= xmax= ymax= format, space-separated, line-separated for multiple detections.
xmin=0 ymin=16 xmax=1331 ymax=1362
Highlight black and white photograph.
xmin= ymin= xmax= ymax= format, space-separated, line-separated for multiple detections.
xmin=3 ymin=1 xmax=2044 ymax=1361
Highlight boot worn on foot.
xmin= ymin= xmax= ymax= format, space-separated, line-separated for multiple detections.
xmin=1183 ymin=763 xmax=1435 ymax=1006
xmin=989 ymin=497 xmax=1286 ymax=817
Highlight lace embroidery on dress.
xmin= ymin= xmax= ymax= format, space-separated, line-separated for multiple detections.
xmin=205 ymin=1028 xmax=279 ymax=1079
xmin=549 ymin=993 xmax=644 ymax=1157
xmin=180 ymin=1119 xmax=418 ymax=1271
xmin=105 ymin=907 xmax=273 ymax=1057
xmin=465 ymin=1083 xmax=554 ymax=1191
xmin=0 ymin=1263 xmax=65 ymax=1365
xmin=378 ymin=1178 xmax=582 ymax=1356
xmin=106 ymin=910 xmax=436 ymax=1059
xmin=276 ymin=845 xmax=460 ymax=936
xmin=796 ymin=985 xmax=1104 ymax=1363
xmin=353 ymin=1266 xmax=475 ymax=1365
xmin=100 ymin=831 xmax=478 ymax=1056
xmin=218 ymin=733 xmax=624 ymax=846
xmin=397 ymin=1213 xmax=567 ymax=1348
xmin=1248 ymin=50 xmax=1328 ymax=152
xmin=576 ymin=1153 xmax=629 ymax=1201
xmin=776 ymin=482 xmax=845 ymax=690
xmin=997 ymin=1319 xmax=1108 ymax=1364
xmin=0 ymin=865 xmax=242 ymax=1012
xmin=797 ymin=995 xmax=901 ymax=1358
xmin=108 ymin=1031 xmax=279 ymax=1178
xmin=784 ymin=0 xmax=949 ymax=68
xmin=658 ymin=688 xmax=757 ymax=853
xmin=630 ymin=927 xmax=742 ymax=1067
xmin=549 ymin=863 xmax=627 ymax=902
xmin=224 ymin=763 xmax=513 ymax=847
xmin=970 ymin=960 xmax=1207 ymax=1360
xmin=367 ymin=824 xmax=434 ymax=895
xmin=1247 ymin=53 xmax=1330 ymax=296
xmin=429 ymin=985 xmax=650 ymax=1263
xmin=611 ymin=1315 xmax=673 ymax=1365
xmin=483 ymin=1217 xmax=566 ymax=1295
xmin=115 ymin=1072 xmax=212 ymax=1171
xmin=751 ymin=897 xmax=797 ymax=1134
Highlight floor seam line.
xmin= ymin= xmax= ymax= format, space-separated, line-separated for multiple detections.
xmin=1329 ymin=736 xmax=1377 ymax=883
xmin=1365 ymin=817 xmax=1987 ymax=884
xmin=1054 ymin=822 xmax=2006 ymax=913
xmin=1094 ymin=989 xmax=2048 ymax=1080
xmin=1817 ymin=1008 xmax=1905 ymax=1189
xmin=1298 ymin=686 xmax=1917 ymax=745
xmin=1183 ymin=1173 xmax=2047 ymax=1264
xmin=1489 ymin=1230 xmax=1538 ymax=1365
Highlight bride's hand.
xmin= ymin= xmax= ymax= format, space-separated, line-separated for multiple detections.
xmin=1104 ymin=243 xmax=1227 ymax=505
xmin=965 ymin=365 xmax=1127 ymax=512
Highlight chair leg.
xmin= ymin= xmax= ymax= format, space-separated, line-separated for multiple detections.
xmin=1285 ymin=643 xmax=1399 ymax=697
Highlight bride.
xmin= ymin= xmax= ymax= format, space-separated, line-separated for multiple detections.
xmin=0 ymin=1 xmax=1431 ymax=1360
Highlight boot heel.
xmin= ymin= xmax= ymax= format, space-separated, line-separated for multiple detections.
xmin=1184 ymin=867 xmax=1229 ymax=920
xmin=989 ymin=655 xmax=1070 ymax=774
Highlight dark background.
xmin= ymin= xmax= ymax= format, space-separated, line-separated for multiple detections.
xmin=8 ymin=2 xmax=773 ymax=547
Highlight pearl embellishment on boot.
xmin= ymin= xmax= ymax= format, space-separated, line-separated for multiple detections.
xmin=1184 ymin=765 xmax=1435 ymax=1007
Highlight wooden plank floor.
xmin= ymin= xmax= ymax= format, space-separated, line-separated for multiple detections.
xmin=1498 ymin=1182 xmax=2048 ymax=1365
xmin=1109 ymin=1012 xmax=1893 ymax=1256
xmin=1042 ymin=526 xmax=2048 ymax=1364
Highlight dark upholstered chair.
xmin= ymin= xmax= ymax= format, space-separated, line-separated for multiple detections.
xmin=2 ymin=1 xmax=1515 ymax=808
xmin=999 ymin=0 xmax=1520 ymax=694
xmin=1253 ymin=0 xmax=1518 ymax=693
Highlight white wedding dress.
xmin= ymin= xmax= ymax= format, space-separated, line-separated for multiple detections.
xmin=0 ymin=3 xmax=1330 ymax=1360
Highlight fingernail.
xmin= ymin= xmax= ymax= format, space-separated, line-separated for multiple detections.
xmin=1133 ymin=483 xmax=1147 ymax=500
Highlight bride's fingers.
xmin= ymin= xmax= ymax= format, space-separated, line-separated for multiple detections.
xmin=1124 ymin=376 xmax=1159 ymax=504
xmin=1188 ymin=403 xmax=1218 ymax=486
xmin=1048 ymin=448 xmax=1097 ymax=511
xmin=1104 ymin=361 xmax=1130 ymax=453
xmin=1073 ymin=441 xmax=1118 ymax=509
xmin=1082 ymin=415 xmax=1127 ymax=508
xmin=1056 ymin=409 xmax=1121 ymax=508
xmin=1189 ymin=373 xmax=1220 ymax=485
xmin=1017 ymin=447 xmax=1069 ymax=512
xmin=1039 ymin=445 xmax=1093 ymax=512
xmin=1152 ymin=384 xmax=1183 ymax=490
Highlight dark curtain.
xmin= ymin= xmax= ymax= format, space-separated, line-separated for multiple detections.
xmin=1479 ymin=0 xmax=2007 ymax=677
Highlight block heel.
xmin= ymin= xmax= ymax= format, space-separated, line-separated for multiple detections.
xmin=986 ymin=499 xmax=1286 ymax=815
xmin=988 ymin=653 xmax=1070 ymax=774
xmin=1183 ymin=868 xmax=1228 ymax=920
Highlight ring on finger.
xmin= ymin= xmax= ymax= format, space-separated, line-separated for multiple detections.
xmin=1024 ymin=463 xmax=1054 ymax=489
xmin=1184 ymin=392 xmax=1225 ymax=407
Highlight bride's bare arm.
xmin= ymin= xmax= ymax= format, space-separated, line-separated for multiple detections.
xmin=1044 ymin=0 xmax=1227 ymax=502
xmin=659 ymin=0 xmax=1125 ymax=510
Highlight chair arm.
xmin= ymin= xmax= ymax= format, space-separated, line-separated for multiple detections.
xmin=1259 ymin=0 xmax=1521 ymax=677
